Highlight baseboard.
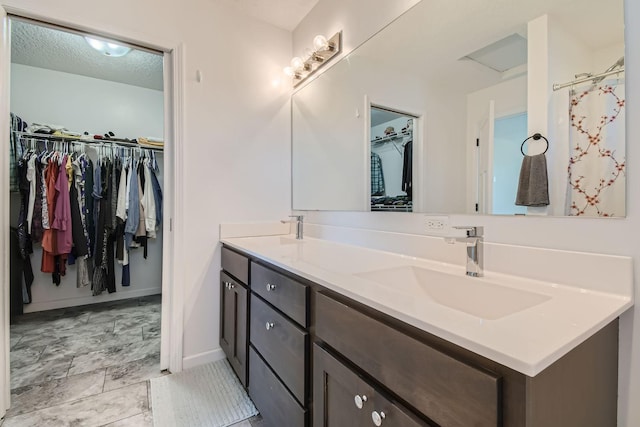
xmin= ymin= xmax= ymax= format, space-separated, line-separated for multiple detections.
xmin=23 ymin=287 xmax=162 ymax=313
xmin=182 ymin=348 xmax=226 ymax=370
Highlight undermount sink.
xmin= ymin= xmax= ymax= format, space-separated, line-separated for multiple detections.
xmin=355 ymin=266 xmax=551 ymax=320
xmin=277 ymin=237 xmax=303 ymax=245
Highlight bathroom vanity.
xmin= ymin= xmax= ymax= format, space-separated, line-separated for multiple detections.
xmin=219 ymin=236 xmax=631 ymax=427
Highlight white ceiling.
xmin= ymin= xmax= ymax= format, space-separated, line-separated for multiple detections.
xmin=11 ymin=20 xmax=164 ymax=91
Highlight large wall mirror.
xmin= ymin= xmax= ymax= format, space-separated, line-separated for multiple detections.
xmin=292 ymin=0 xmax=625 ymax=217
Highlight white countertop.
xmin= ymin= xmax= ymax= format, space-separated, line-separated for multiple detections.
xmin=221 ymin=235 xmax=633 ymax=376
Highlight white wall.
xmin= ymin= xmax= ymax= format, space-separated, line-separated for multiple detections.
xmin=291 ymin=57 xmax=367 ymax=211
xmin=294 ymin=0 xmax=640 ymax=425
xmin=11 ymin=63 xmax=164 ymax=138
xmin=3 ymin=0 xmax=291 ymax=367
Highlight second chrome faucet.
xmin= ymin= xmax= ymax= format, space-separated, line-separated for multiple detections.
xmin=281 ymin=215 xmax=304 ymax=239
xmin=447 ymin=226 xmax=483 ymax=277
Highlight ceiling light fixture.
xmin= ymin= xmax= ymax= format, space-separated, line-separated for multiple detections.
xmin=84 ymin=36 xmax=132 ymax=57
xmin=284 ymin=32 xmax=342 ymax=87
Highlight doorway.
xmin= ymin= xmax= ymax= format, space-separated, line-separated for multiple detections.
xmin=1 ymin=11 xmax=181 ymax=423
xmin=369 ymin=105 xmax=417 ymax=212
xmin=492 ymin=112 xmax=528 ymax=215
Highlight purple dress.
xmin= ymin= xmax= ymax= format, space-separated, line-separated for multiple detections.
xmin=52 ymin=155 xmax=73 ymax=255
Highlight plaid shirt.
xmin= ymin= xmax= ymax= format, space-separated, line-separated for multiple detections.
xmin=371 ymin=152 xmax=385 ymax=196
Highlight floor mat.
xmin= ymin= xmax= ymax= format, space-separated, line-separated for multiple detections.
xmin=150 ymin=359 xmax=257 ymax=427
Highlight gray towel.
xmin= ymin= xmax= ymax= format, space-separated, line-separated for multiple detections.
xmin=515 ymin=153 xmax=549 ymax=207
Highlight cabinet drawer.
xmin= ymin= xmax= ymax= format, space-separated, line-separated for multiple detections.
xmin=315 ymin=292 xmax=501 ymax=427
xmin=249 ymin=347 xmax=307 ymax=427
xmin=250 ymin=294 xmax=308 ymax=404
xmin=251 ymin=262 xmax=308 ymax=327
xmin=314 ymin=343 xmax=429 ymax=427
xmin=222 ymin=246 xmax=249 ymax=284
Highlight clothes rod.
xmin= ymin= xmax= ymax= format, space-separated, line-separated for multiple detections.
xmin=553 ymin=68 xmax=625 ymax=91
xmin=15 ymin=131 xmax=164 ymax=152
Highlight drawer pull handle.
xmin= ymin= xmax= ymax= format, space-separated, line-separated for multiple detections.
xmin=265 ymin=322 xmax=275 ymax=331
xmin=354 ymin=394 xmax=368 ymax=409
xmin=371 ymin=411 xmax=386 ymax=426
xmin=266 ymin=283 xmax=277 ymax=291
xmin=223 ymin=281 xmax=234 ymax=290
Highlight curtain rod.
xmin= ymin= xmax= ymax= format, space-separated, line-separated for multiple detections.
xmin=14 ymin=131 xmax=164 ymax=152
xmin=553 ymin=68 xmax=625 ymax=91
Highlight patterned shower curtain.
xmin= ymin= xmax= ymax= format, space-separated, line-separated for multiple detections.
xmin=566 ymin=79 xmax=625 ymax=217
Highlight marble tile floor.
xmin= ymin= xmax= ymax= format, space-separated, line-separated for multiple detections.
xmin=2 ymin=295 xmax=264 ymax=427
xmin=4 ymin=295 xmax=164 ymax=426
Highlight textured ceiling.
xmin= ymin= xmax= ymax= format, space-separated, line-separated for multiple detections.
xmin=11 ymin=20 xmax=164 ymax=91
xmin=218 ymin=0 xmax=320 ymax=31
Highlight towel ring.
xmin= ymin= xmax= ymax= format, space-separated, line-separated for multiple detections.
xmin=520 ymin=133 xmax=549 ymax=156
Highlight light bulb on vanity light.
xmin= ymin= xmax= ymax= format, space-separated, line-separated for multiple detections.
xmin=291 ymin=56 xmax=305 ymax=70
xmin=313 ymin=35 xmax=330 ymax=51
xmin=283 ymin=31 xmax=341 ymax=86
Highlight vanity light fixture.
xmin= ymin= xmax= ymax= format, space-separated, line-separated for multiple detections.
xmin=84 ymin=36 xmax=132 ymax=57
xmin=284 ymin=32 xmax=342 ymax=87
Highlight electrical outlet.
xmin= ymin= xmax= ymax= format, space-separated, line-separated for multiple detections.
xmin=425 ymin=215 xmax=449 ymax=233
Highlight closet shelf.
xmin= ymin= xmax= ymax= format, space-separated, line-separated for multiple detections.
xmin=371 ymin=130 xmax=412 ymax=145
xmin=371 ymin=204 xmax=413 ymax=212
xmin=14 ymin=131 xmax=164 ymax=152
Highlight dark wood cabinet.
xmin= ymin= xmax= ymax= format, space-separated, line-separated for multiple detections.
xmin=220 ymin=271 xmax=248 ymax=386
xmin=250 ymin=294 xmax=308 ymax=403
xmin=221 ymin=244 xmax=619 ymax=427
xmin=246 ymin=261 xmax=310 ymax=425
xmin=315 ymin=292 xmax=500 ymax=427
xmin=249 ymin=347 xmax=307 ymax=427
xmin=220 ymin=249 xmax=250 ymax=387
xmin=251 ymin=262 xmax=309 ymax=327
xmin=313 ymin=343 xmax=429 ymax=427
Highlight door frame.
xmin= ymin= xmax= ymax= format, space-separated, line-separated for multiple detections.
xmin=0 ymin=5 xmax=186 ymax=416
xmin=364 ymin=96 xmax=424 ymax=212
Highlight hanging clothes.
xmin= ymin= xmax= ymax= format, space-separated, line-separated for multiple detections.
xmin=9 ymin=113 xmax=28 ymax=192
xmin=371 ymin=152 xmax=385 ymax=196
xmin=92 ymin=158 xmax=116 ymax=295
xmin=52 ymin=154 xmax=73 ymax=255
xmin=10 ymin=133 xmax=163 ymax=300
xmin=402 ymin=140 xmax=413 ymax=200
xmin=31 ymin=158 xmax=45 ymax=244
xmin=41 ymin=156 xmax=59 ymax=278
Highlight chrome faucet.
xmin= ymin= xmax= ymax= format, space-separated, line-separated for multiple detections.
xmin=449 ymin=226 xmax=483 ymax=277
xmin=281 ymin=215 xmax=304 ymax=239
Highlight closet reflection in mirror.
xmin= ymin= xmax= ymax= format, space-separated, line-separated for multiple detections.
xmin=291 ymin=0 xmax=625 ymax=217
xmin=370 ymin=107 xmax=415 ymax=212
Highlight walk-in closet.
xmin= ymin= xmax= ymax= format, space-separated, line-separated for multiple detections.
xmin=6 ymin=17 xmax=166 ymax=423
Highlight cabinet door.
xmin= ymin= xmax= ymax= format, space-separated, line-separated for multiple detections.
xmin=314 ymin=343 xmax=430 ymax=427
xmin=220 ymin=271 xmax=248 ymax=386
xmin=314 ymin=343 xmax=372 ymax=427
